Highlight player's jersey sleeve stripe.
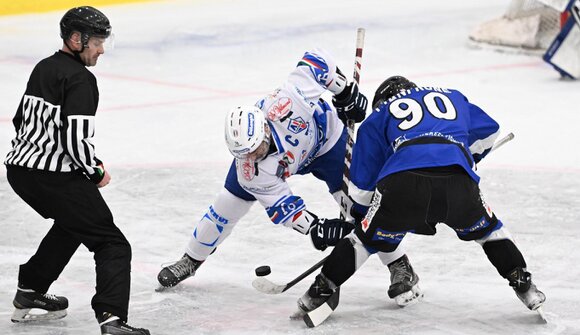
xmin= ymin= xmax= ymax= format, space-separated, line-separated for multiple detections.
xmin=348 ymin=181 xmax=374 ymax=207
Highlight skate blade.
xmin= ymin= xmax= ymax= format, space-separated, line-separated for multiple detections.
xmin=394 ymin=285 xmax=423 ymax=308
xmin=155 ymin=283 xmax=178 ymax=292
xmin=536 ymin=306 xmax=548 ymax=323
xmin=11 ymin=308 xmax=67 ymax=322
xmin=155 ymin=285 xmax=168 ymax=292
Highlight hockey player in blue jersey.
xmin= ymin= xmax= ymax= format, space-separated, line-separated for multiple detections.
xmin=157 ymin=52 xmax=422 ymax=307
xmin=295 ymin=76 xmax=546 ymax=327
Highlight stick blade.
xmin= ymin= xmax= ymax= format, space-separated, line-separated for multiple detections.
xmin=303 ymin=289 xmax=340 ymax=328
xmin=252 ymin=277 xmax=287 ymax=294
xmin=304 ymin=303 xmax=333 ymax=328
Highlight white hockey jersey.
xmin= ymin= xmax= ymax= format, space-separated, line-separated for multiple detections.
xmin=233 ymin=49 xmax=344 ymax=231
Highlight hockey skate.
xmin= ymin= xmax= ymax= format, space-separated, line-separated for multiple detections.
xmin=507 ymin=268 xmax=546 ymax=311
xmin=157 ymin=253 xmax=203 ymax=289
xmin=294 ymin=273 xmax=340 ymax=328
xmin=11 ymin=285 xmax=68 ymax=322
xmin=98 ymin=312 xmax=150 ymax=335
xmin=387 ymin=254 xmax=423 ymax=307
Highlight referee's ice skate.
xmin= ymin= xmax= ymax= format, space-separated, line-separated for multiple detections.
xmin=11 ymin=285 xmax=68 ymax=322
xmin=98 ymin=312 xmax=151 ymax=335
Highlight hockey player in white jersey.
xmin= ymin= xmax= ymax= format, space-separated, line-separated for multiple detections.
xmin=157 ymin=49 xmax=422 ymax=307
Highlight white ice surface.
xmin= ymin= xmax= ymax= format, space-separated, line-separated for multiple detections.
xmin=1 ymin=0 xmax=579 ymax=334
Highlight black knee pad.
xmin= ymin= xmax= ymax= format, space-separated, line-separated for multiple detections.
xmin=321 ymin=238 xmax=356 ymax=287
xmin=482 ymin=239 xmax=527 ymax=278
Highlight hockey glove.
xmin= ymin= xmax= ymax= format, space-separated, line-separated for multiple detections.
xmin=310 ymin=218 xmax=355 ymax=251
xmin=332 ymin=82 xmax=368 ymax=125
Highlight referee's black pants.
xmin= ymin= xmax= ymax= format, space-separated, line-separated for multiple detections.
xmin=6 ymin=165 xmax=132 ymax=321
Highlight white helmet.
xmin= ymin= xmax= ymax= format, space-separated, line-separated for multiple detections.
xmin=225 ymin=105 xmax=267 ymax=159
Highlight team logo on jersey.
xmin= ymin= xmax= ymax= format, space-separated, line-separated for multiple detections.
xmin=267 ymin=97 xmax=293 ymax=121
xmin=287 ymin=117 xmax=308 ymax=134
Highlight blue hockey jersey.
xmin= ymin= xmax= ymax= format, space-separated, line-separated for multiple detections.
xmin=348 ymin=86 xmax=500 ymax=207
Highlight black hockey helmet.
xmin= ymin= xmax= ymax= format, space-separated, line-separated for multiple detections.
xmin=372 ymin=76 xmax=417 ymax=109
xmin=60 ymin=6 xmax=111 ymax=46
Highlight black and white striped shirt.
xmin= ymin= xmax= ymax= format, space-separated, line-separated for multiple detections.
xmin=4 ymin=51 xmax=104 ymax=184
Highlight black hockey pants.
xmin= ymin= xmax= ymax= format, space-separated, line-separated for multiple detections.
xmin=354 ymin=165 xmax=502 ymax=253
xmin=6 ymin=165 xmax=132 ymax=321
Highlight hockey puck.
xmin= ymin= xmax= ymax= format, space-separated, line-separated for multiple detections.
xmin=255 ymin=265 xmax=271 ymax=277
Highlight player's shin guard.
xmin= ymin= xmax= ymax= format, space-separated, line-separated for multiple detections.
xmin=321 ymin=234 xmax=369 ymax=287
xmin=482 ymin=238 xmax=526 ymax=278
xmin=186 ymin=189 xmax=253 ymax=260
xmin=186 ymin=205 xmax=235 ymax=260
xmin=160 ymin=205 xmax=234 ymax=288
xmin=159 ymin=190 xmax=252 ymax=289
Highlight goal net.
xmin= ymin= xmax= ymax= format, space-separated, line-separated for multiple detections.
xmin=470 ymin=0 xmax=570 ymax=51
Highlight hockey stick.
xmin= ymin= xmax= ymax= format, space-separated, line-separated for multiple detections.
xmin=339 ymin=28 xmax=365 ymax=220
xmin=252 ymin=255 xmax=329 ymax=294
xmin=489 ymin=132 xmax=514 ymax=153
